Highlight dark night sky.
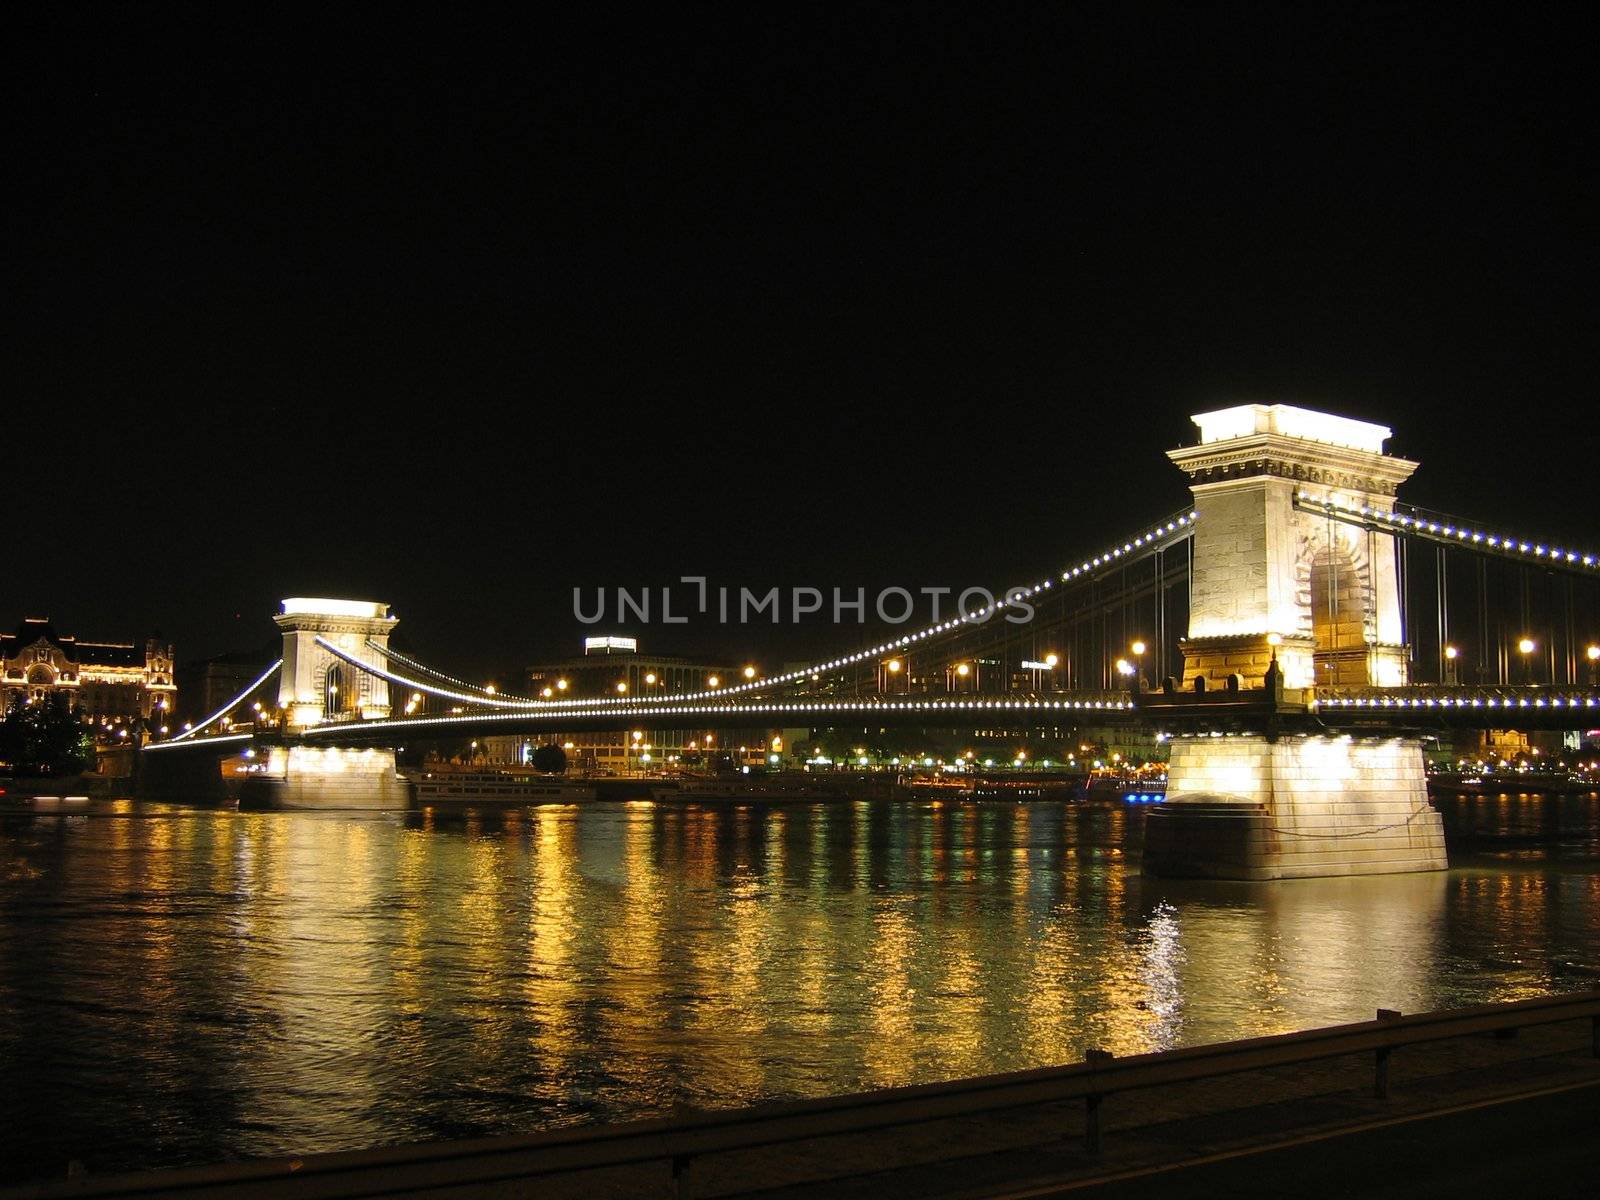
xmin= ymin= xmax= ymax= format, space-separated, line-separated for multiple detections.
xmin=8 ymin=5 xmax=1596 ymax=682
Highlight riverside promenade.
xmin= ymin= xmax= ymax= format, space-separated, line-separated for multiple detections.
xmin=5 ymin=993 xmax=1598 ymax=1200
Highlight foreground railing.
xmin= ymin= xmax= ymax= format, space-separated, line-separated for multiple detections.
xmin=9 ymin=991 xmax=1599 ymax=1200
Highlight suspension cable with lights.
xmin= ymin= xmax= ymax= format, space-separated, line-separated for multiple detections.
xmin=444 ymin=506 xmax=1200 ymax=714
xmin=314 ymin=638 xmax=542 ymax=710
xmin=321 ymin=508 xmax=1196 ymax=719
xmin=1294 ymin=493 xmax=1600 ymax=577
xmin=363 ymin=640 xmax=538 ymax=703
xmin=297 ymin=690 xmax=1139 ymax=737
xmin=162 ymin=660 xmax=283 ymax=743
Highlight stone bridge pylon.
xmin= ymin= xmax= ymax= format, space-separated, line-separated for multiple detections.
xmin=1146 ymin=405 xmax=1447 ymax=881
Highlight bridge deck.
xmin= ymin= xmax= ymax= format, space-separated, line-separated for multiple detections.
xmin=142 ymin=685 xmax=1600 ymax=752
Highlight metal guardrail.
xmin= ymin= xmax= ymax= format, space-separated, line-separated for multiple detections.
xmin=8 ymin=991 xmax=1599 ymax=1200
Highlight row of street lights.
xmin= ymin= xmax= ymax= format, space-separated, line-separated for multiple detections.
xmin=535 ymin=665 xmax=763 ymax=700
xmin=497 ymin=635 xmax=1597 ymax=707
xmin=1441 ymin=640 xmax=1600 ymax=685
xmin=874 ymin=640 xmax=1153 ymax=693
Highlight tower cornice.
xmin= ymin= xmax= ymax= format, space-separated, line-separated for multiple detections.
xmin=1168 ymin=432 xmax=1418 ymax=497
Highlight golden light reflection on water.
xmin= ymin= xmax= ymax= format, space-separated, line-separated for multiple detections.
xmin=614 ymin=803 xmax=669 ymax=1056
xmin=522 ymin=805 xmax=582 ymax=1108
xmin=390 ymin=825 xmax=430 ymax=1040
xmin=3 ymin=795 xmax=1600 ymax=1182
xmin=864 ymin=899 xmax=917 ymax=1086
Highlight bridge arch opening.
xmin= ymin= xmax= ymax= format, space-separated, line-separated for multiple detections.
xmin=1308 ymin=529 xmax=1373 ymax=686
xmin=324 ymin=662 xmax=359 ymax=717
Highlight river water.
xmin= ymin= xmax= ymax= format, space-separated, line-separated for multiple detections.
xmin=2 ymin=792 xmax=1598 ymax=1184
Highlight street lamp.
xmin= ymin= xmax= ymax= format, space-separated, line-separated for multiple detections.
xmin=1586 ymin=644 xmax=1599 ymax=686
xmin=1036 ymin=651 xmax=1059 ymax=693
xmin=1443 ymin=644 xmax=1459 ymax=685
xmin=1129 ymin=640 xmax=1147 ymax=688
xmin=743 ymin=665 xmax=757 ymax=681
xmin=1517 ymin=637 xmax=1536 ymax=685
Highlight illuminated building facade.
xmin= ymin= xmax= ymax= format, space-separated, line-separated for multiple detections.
xmin=1 ymin=617 xmax=176 ymax=721
xmin=509 ymin=637 xmax=744 ymax=771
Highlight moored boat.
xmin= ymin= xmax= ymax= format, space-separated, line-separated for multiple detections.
xmin=410 ymin=771 xmax=598 ymax=804
xmin=1078 ymin=772 xmax=1168 ymax=804
xmin=1427 ymin=771 xmax=1599 ymax=796
xmin=653 ymin=775 xmax=848 ymax=803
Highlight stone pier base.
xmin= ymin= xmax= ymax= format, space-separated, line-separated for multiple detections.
xmin=1143 ymin=733 xmax=1447 ymax=880
xmin=238 ymin=745 xmax=411 ymax=810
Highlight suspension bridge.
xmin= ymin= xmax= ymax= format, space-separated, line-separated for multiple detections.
xmin=141 ymin=404 xmax=1600 ymax=880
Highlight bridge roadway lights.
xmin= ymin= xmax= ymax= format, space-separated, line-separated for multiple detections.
xmin=1142 ymin=699 xmax=1446 ymax=880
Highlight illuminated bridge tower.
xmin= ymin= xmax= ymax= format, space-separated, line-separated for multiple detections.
xmin=274 ymin=598 xmax=398 ymax=729
xmin=250 ymin=597 xmax=408 ymax=810
xmin=1145 ymin=405 xmax=1447 ymax=880
xmin=1169 ymin=404 xmax=1415 ymax=691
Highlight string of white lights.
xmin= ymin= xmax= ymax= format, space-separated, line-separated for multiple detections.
xmin=314 ymin=638 xmax=542 ymax=709
xmin=364 ymin=640 xmax=538 ymax=703
xmin=1296 ymin=493 xmax=1600 ymax=572
xmin=719 ymin=509 xmax=1197 ymax=699
xmin=450 ymin=507 xmax=1199 ymax=714
xmin=163 ymin=660 xmax=283 ymax=743
xmin=143 ymin=732 xmax=256 ymax=754
xmin=298 ymin=692 xmax=1138 ymax=737
xmin=1313 ymin=693 xmax=1600 ymax=710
